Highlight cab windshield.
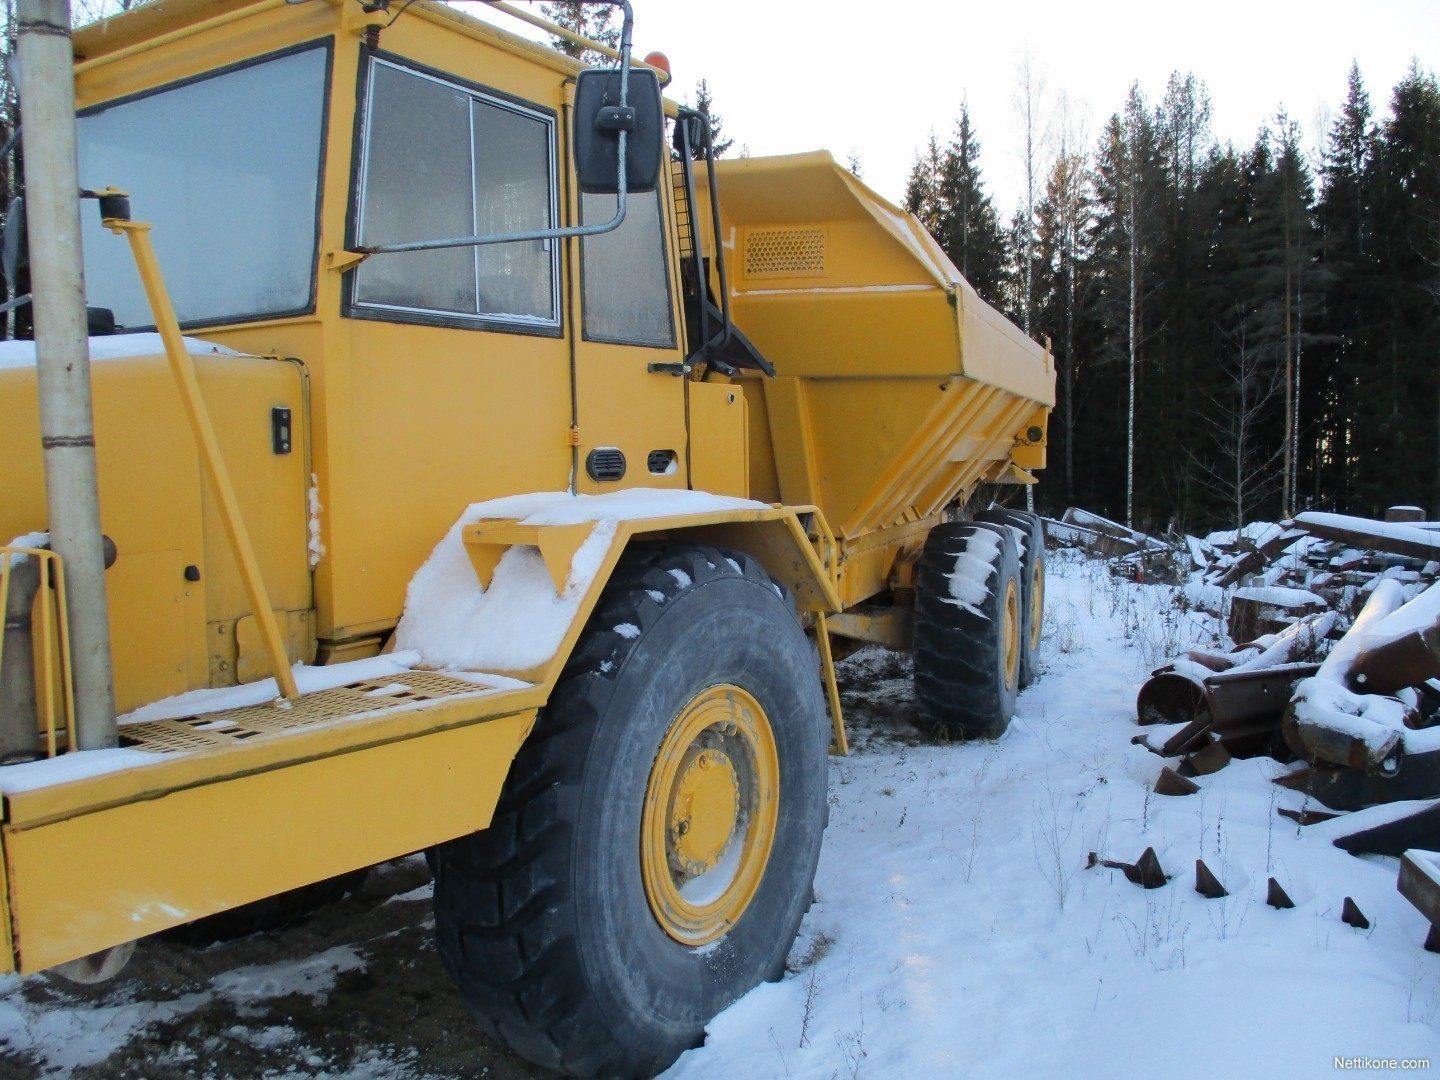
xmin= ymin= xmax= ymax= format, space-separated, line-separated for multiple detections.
xmin=75 ymin=45 xmax=329 ymax=330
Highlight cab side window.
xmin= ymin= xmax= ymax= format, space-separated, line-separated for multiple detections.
xmin=580 ymin=189 xmax=675 ymax=348
xmin=353 ymin=58 xmax=560 ymax=332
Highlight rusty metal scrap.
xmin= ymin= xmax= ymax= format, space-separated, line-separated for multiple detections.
xmin=1277 ymin=751 xmax=1440 ymax=811
xmin=1398 ymin=851 xmax=1440 ymax=951
xmin=1292 ymin=511 xmax=1440 ymax=564
xmin=1348 ymin=619 xmax=1440 ymax=696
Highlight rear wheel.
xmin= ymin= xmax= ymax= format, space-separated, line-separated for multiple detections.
xmin=975 ymin=508 xmax=1045 ymax=687
xmin=912 ymin=521 xmax=1022 ymax=739
xmin=432 ymin=544 xmax=829 ymax=1077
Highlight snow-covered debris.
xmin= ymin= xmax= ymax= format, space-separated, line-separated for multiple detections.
xmin=1286 ymin=676 xmax=1408 ymax=768
xmin=1367 ymin=581 xmax=1440 ymax=649
xmin=1318 ymin=579 xmax=1407 ymax=684
xmin=1295 ymin=511 xmax=1440 ymax=562
xmin=1227 ymin=611 xmax=1337 ymax=672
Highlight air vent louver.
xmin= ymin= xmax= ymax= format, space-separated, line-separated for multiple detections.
xmin=586 ymin=447 xmax=626 ymax=482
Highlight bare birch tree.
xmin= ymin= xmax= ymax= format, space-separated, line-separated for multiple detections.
xmin=1190 ymin=307 xmax=1285 ymax=529
xmin=1011 ymin=47 xmax=1050 ymax=341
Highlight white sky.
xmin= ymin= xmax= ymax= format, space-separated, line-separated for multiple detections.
xmin=615 ymin=0 xmax=1438 ymax=215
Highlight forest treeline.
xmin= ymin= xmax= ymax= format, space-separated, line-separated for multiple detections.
xmin=905 ymin=64 xmax=1440 ymax=532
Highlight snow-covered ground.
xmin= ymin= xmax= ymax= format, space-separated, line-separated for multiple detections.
xmin=671 ymin=553 xmax=1440 ymax=1078
xmin=3 ymin=551 xmax=1440 ymax=1077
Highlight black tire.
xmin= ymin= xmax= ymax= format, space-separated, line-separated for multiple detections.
xmin=432 ymin=544 xmax=830 ymax=1077
xmin=160 ymin=869 xmax=370 ymax=946
xmin=975 ymin=508 xmax=1045 ymax=687
xmin=912 ymin=521 xmax=1023 ymax=739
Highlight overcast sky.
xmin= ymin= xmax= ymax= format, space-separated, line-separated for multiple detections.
xmin=611 ymin=0 xmax=1437 ymax=215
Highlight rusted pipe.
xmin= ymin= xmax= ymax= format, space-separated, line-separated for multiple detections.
xmin=1349 ymin=621 xmax=1440 ymax=696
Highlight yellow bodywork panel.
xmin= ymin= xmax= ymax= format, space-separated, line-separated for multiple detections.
xmin=0 ymin=355 xmax=308 ymax=714
xmin=2 ymin=703 xmax=535 ymax=973
xmin=687 ymin=382 xmax=749 ymax=499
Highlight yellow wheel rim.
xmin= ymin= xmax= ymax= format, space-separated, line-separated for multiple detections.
xmin=641 ymin=684 xmax=779 ymax=946
xmin=1002 ymin=578 xmax=1021 ymax=690
xmin=1028 ymin=558 xmax=1044 ymax=654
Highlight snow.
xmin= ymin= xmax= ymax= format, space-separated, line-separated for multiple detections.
xmin=1232 ymin=584 xmax=1326 ymax=608
xmin=1205 ymin=520 xmax=1285 ymax=547
xmin=118 ymin=652 xmax=426 ymax=724
xmin=0 ymin=653 xmax=458 ymax=794
xmin=0 ymin=747 xmax=162 ymax=794
xmin=0 ymin=333 xmax=243 ymax=370
xmin=665 ymin=554 xmax=1440 ymax=1078
xmin=942 ymin=526 xmax=1001 ymax=617
xmin=307 ymin=473 xmax=326 ymax=567
xmin=1229 ymin=610 xmax=1338 ymax=673
xmin=0 ymin=987 xmax=212 ymax=1073
xmin=1318 ymin=579 xmax=1407 ymax=683
xmin=4 ymin=531 xmax=49 ymax=553
xmin=211 ymin=946 xmax=365 ymax=1004
xmin=395 ymin=490 xmax=764 ymax=672
xmin=1368 ymin=581 xmax=1440 ymax=648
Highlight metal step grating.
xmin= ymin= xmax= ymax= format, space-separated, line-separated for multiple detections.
xmin=118 ymin=672 xmax=496 ymax=755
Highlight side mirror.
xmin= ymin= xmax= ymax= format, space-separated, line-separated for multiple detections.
xmin=573 ymin=67 xmax=663 ymax=196
xmin=2 ymin=195 xmax=26 ymax=286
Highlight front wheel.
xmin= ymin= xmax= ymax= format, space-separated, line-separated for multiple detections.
xmin=432 ymin=544 xmax=829 ymax=1077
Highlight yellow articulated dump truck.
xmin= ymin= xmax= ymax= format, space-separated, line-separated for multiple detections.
xmin=0 ymin=0 xmax=1052 ymax=1073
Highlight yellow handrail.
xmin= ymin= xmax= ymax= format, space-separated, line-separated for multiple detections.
xmin=0 ymin=546 xmax=76 ymax=757
xmin=103 ymin=212 xmax=300 ymax=700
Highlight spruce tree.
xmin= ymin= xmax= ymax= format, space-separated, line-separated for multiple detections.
xmin=937 ymin=105 xmax=1010 ymax=308
xmin=540 ymin=2 xmax=618 ymax=65
xmin=1035 ymin=150 xmax=1095 ymax=508
xmin=903 ymin=134 xmax=948 ymax=238
xmin=693 ymin=79 xmax=734 ymax=158
xmin=1369 ymin=64 xmax=1440 ymax=514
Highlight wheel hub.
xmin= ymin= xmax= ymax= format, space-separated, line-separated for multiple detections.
xmin=1003 ymin=578 xmax=1020 ymax=689
xmin=641 ymin=685 xmax=779 ymax=946
xmin=668 ymin=748 xmax=740 ymax=876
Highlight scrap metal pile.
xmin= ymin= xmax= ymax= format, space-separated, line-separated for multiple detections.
xmin=1049 ymin=505 xmax=1440 ymax=944
xmin=1097 ymin=506 xmax=1440 ymax=787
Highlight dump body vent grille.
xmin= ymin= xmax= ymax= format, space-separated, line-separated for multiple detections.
xmin=587 ymin=447 xmax=626 ymax=482
xmin=647 ymin=449 xmax=678 ymax=475
xmin=744 ymin=227 xmax=826 ymax=278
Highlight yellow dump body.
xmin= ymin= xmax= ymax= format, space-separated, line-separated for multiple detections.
xmin=700 ymin=153 xmax=1055 ymax=605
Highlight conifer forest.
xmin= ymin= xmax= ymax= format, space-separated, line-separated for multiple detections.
xmin=904 ymin=64 xmax=1440 ymax=533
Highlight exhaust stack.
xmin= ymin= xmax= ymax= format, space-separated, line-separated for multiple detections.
xmin=15 ymin=0 xmax=117 ymax=750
